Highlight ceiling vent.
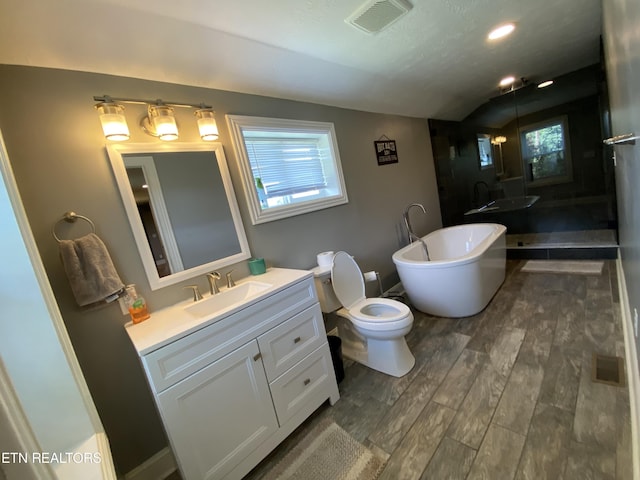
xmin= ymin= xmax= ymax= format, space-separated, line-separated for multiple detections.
xmin=346 ymin=0 xmax=413 ymax=34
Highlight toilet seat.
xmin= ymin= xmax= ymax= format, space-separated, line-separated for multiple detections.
xmin=331 ymin=252 xmax=411 ymax=328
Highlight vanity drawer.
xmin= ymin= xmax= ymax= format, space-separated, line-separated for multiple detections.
xmin=269 ymin=343 xmax=334 ymax=425
xmin=143 ymin=277 xmax=317 ymax=393
xmin=258 ymin=303 xmax=325 ymax=381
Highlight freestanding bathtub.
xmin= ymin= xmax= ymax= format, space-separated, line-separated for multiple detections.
xmin=392 ymin=223 xmax=506 ymax=318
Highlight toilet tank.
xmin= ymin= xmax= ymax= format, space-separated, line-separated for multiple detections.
xmin=311 ymin=266 xmax=341 ymax=313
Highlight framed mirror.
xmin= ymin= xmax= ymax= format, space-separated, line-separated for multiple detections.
xmin=107 ymin=142 xmax=251 ymax=290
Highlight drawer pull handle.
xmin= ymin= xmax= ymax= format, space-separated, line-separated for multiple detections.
xmin=303 ymin=378 xmax=311 ymax=386
xmin=253 ymin=353 xmax=262 ymax=362
xmin=294 ymin=336 xmax=302 ymax=344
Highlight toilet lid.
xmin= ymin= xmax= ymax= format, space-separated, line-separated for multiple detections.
xmin=331 ymin=251 xmax=365 ymax=310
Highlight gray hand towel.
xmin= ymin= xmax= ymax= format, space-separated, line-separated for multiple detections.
xmin=59 ymin=233 xmax=125 ymax=306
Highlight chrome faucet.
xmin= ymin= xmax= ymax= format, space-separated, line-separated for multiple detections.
xmin=184 ymin=285 xmax=203 ymax=302
xmin=206 ymin=272 xmax=221 ymax=295
xmin=403 ymin=203 xmax=426 ymax=244
xmin=408 ymin=230 xmax=430 ymax=260
xmin=403 ymin=203 xmax=430 ymax=260
xmin=226 ymin=270 xmax=236 ymax=288
xmin=473 ymin=181 xmax=490 ymax=207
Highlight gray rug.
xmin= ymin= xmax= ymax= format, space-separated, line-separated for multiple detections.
xmin=521 ymin=260 xmax=604 ymax=275
xmin=264 ymin=418 xmax=385 ymax=480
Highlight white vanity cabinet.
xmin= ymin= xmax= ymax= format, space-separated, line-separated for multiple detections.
xmin=126 ymin=270 xmax=340 ymax=480
xmin=157 ymin=339 xmax=278 ymax=480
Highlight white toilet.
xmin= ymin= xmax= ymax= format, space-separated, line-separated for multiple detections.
xmin=312 ymin=251 xmax=415 ymax=377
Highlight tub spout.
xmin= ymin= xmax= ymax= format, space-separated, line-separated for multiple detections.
xmin=408 ymin=231 xmax=430 ymax=261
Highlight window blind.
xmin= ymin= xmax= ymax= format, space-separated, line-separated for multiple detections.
xmin=244 ymin=138 xmax=328 ymax=197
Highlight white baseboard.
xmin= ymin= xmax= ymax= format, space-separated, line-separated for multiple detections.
xmin=616 ymin=257 xmax=640 ymax=480
xmin=123 ymin=447 xmax=176 ymax=480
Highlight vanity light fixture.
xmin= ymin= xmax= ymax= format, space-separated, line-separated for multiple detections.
xmin=93 ymin=95 xmax=217 ymax=142
xmin=538 ymin=80 xmax=554 ymax=88
xmin=488 ymin=23 xmax=516 ymax=41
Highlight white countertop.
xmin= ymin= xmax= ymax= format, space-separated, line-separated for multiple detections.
xmin=125 ymin=268 xmax=313 ymax=356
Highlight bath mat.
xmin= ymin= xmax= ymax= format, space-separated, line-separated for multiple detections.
xmin=263 ymin=418 xmax=385 ymax=480
xmin=521 ymin=260 xmax=604 ymax=275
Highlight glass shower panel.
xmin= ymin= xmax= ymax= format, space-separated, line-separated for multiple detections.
xmin=513 ymin=65 xmax=617 ymax=243
xmin=429 ymin=63 xmax=617 ymax=255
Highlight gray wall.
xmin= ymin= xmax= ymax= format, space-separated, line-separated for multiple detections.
xmin=603 ymin=0 xmax=640 ymax=366
xmin=0 ymin=65 xmax=441 ymax=475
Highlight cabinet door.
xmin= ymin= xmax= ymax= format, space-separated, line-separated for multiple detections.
xmin=157 ymin=340 xmax=278 ymax=480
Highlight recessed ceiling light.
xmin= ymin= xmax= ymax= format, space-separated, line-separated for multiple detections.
xmin=488 ymin=23 xmax=515 ymax=40
xmin=499 ymin=76 xmax=516 ymax=87
xmin=538 ymin=80 xmax=554 ymax=88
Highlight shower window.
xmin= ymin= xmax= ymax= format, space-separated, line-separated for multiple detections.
xmin=520 ymin=115 xmax=572 ymax=186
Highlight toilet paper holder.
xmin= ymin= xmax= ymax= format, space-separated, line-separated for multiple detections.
xmin=363 ymin=270 xmax=383 ymax=296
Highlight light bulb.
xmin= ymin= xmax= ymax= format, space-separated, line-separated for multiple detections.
xmin=488 ymin=23 xmax=515 ymax=40
xmin=148 ymin=105 xmax=178 ymax=141
xmin=95 ymin=102 xmax=129 ymax=141
xmin=195 ymin=109 xmax=219 ymax=141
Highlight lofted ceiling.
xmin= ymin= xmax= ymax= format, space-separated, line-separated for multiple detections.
xmin=0 ymin=0 xmax=602 ymax=120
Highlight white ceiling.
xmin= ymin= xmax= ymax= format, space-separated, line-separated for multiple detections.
xmin=0 ymin=0 xmax=602 ymax=120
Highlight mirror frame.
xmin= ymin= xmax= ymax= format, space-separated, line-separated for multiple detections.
xmin=107 ymin=142 xmax=251 ymax=290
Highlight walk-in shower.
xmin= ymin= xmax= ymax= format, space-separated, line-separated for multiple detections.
xmin=428 ymin=64 xmax=617 ymax=259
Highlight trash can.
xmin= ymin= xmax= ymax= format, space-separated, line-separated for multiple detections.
xmin=327 ymin=336 xmax=344 ymax=384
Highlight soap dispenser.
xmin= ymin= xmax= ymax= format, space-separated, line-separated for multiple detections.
xmin=125 ymin=284 xmax=150 ymax=324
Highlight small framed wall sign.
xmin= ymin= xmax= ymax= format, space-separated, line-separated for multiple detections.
xmin=374 ymin=139 xmax=398 ymax=165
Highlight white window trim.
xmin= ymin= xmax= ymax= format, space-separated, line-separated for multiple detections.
xmin=226 ymin=115 xmax=348 ymax=224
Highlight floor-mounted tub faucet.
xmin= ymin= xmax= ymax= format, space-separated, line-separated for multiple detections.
xmin=403 ymin=203 xmax=426 ymax=244
xmin=403 ymin=203 xmax=430 ymax=260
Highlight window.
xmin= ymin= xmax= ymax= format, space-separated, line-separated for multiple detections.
xmin=227 ymin=115 xmax=348 ymax=224
xmin=520 ymin=116 xmax=572 ymax=186
xmin=476 ymin=134 xmax=494 ymax=170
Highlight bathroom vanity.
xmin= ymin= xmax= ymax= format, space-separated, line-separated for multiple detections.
xmin=125 ymin=268 xmax=340 ymax=480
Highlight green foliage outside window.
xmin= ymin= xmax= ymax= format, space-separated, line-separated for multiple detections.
xmin=521 ymin=121 xmax=567 ymax=182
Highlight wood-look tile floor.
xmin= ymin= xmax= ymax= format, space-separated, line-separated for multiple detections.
xmin=172 ymin=259 xmax=634 ymax=480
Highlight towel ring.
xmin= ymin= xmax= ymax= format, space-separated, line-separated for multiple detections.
xmin=52 ymin=211 xmax=96 ymax=243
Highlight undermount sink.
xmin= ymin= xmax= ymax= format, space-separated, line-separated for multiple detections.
xmin=184 ymin=281 xmax=272 ymax=319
